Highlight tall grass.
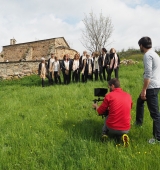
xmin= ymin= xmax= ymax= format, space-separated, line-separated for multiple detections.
xmin=0 ymin=62 xmax=160 ymax=170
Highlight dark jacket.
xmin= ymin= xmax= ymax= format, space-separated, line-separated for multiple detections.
xmin=110 ymin=53 xmax=120 ymax=69
xmin=82 ymin=58 xmax=93 ymax=74
xmin=93 ymin=56 xmax=103 ymax=73
xmin=79 ymin=55 xmax=86 ymax=71
xmin=101 ymin=53 xmax=110 ymax=66
xmin=61 ymin=60 xmax=73 ymax=72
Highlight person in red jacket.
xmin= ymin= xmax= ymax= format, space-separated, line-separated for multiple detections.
xmin=92 ymin=78 xmax=133 ymax=146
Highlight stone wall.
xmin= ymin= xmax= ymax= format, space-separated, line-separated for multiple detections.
xmin=55 ymin=47 xmax=78 ymax=59
xmin=2 ymin=37 xmax=77 ymax=62
xmin=0 ymin=52 xmax=4 ymax=62
xmin=0 ymin=61 xmax=40 ymax=80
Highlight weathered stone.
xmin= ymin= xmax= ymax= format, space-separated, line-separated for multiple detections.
xmin=0 ymin=61 xmax=41 ymax=80
xmin=23 ymin=70 xmax=32 ymax=74
xmin=19 ymin=73 xmax=25 ymax=76
xmin=26 ymin=73 xmax=31 ymax=76
xmin=14 ymin=67 xmax=20 ymax=71
xmin=13 ymin=76 xmax=19 ymax=80
xmin=6 ymin=76 xmax=12 ymax=80
xmin=7 ymin=69 xmax=14 ymax=75
xmin=0 ymin=75 xmax=8 ymax=80
xmin=14 ymin=64 xmax=19 ymax=66
xmin=1 ymin=37 xmax=77 ymax=62
xmin=14 ymin=72 xmax=19 ymax=75
xmin=0 ymin=57 xmax=4 ymax=62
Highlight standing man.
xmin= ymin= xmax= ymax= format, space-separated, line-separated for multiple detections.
xmin=66 ymin=54 xmax=73 ymax=83
xmin=48 ymin=53 xmax=55 ymax=85
xmin=93 ymin=78 xmax=132 ymax=147
xmin=135 ymin=37 xmax=160 ymax=144
xmin=101 ymin=48 xmax=110 ymax=81
xmin=79 ymin=51 xmax=87 ymax=82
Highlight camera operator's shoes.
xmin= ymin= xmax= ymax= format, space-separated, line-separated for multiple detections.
xmin=122 ymin=134 xmax=129 ymax=147
xmin=148 ymin=138 xmax=160 ymax=144
xmin=101 ymin=134 xmax=108 ymax=142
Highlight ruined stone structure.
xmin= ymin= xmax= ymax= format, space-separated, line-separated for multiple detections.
xmin=0 ymin=61 xmax=40 ymax=80
xmin=1 ymin=37 xmax=77 ymax=62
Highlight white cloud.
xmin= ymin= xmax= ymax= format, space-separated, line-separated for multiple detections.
xmin=0 ymin=0 xmax=160 ymax=54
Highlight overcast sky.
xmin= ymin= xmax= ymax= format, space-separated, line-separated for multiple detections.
xmin=0 ymin=0 xmax=160 ymax=54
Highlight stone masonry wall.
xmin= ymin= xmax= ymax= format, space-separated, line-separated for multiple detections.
xmin=3 ymin=39 xmax=56 ymax=62
xmin=2 ymin=37 xmax=76 ymax=62
xmin=55 ymin=48 xmax=77 ymax=59
xmin=0 ymin=61 xmax=40 ymax=80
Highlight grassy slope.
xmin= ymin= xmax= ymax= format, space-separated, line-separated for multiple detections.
xmin=0 ymin=62 xmax=160 ymax=170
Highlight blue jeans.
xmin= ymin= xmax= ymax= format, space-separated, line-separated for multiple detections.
xmin=136 ymin=88 xmax=160 ymax=140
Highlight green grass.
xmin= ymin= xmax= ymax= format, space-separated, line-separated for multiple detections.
xmin=0 ymin=62 xmax=160 ymax=170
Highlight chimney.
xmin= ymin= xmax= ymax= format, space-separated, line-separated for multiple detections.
xmin=10 ymin=38 xmax=16 ymax=45
xmin=10 ymin=39 xmax=13 ymax=45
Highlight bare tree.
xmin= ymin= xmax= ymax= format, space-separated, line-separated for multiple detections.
xmin=81 ymin=11 xmax=113 ymax=53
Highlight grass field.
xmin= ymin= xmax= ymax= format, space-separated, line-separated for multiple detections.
xmin=0 ymin=61 xmax=160 ymax=170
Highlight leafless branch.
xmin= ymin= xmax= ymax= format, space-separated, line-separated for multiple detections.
xmin=81 ymin=11 xmax=113 ymax=53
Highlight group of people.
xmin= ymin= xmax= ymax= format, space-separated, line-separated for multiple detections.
xmin=38 ymin=48 xmax=120 ymax=87
xmin=93 ymin=37 xmax=160 ymax=146
xmin=39 ymin=36 xmax=160 ymax=146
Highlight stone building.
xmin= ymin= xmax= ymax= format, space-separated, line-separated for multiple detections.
xmin=0 ymin=37 xmax=77 ymax=62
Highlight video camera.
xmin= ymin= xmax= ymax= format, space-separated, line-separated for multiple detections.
xmin=93 ymin=88 xmax=108 ymax=103
xmin=93 ymin=88 xmax=109 ymax=118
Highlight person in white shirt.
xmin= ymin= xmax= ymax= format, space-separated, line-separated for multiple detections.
xmin=51 ymin=57 xmax=61 ymax=84
xmin=135 ymin=37 xmax=160 ymax=144
xmin=61 ymin=54 xmax=72 ymax=85
xmin=48 ymin=53 xmax=55 ymax=85
xmin=72 ymin=53 xmax=80 ymax=82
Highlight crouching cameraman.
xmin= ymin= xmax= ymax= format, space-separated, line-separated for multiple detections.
xmin=92 ymin=78 xmax=133 ymax=146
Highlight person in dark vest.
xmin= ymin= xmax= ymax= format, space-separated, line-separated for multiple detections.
xmin=79 ymin=51 xmax=87 ymax=82
xmin=81 ymin=54 xmax=93 ymax=82
xmin=93 ymin=52 xmax=103 ymax=81
xmin=61 ymin=54 xmax=72 ymax=85
xmin=107 ymin=48 xmax=120 ymax=81
xmin=101 ymin=48 xmax=110 ymax=81
xmin=66 ymin=53 xmax=73 ymax=83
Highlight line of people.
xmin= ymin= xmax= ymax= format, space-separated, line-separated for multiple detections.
xmin=38 ymin=48 xmax=120 ymax=87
